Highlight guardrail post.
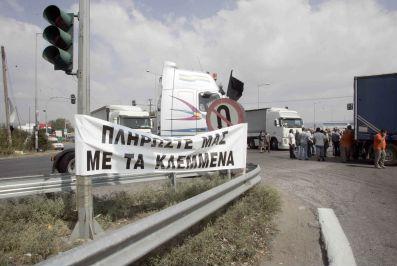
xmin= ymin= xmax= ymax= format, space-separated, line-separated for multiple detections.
xmin=169 ymin=173 xmax=176 ymax=191
xmin=227 ymin=169 xmax=231 ymax=179
xmin=71 ymin=176 xmax=103 ymax=241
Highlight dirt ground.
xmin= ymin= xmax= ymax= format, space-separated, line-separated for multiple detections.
xmin=251 ymin=149 xmax=397 ymax=266
xmin=260 ymin=189 xmax=324 ymax=266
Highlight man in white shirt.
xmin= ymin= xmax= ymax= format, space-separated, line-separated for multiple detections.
xmin=288 ymin=129 xmax=296 ymax=159
xmin=313 ymin=127 xmax=325 ymax=161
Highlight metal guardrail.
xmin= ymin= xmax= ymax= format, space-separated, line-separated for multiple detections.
xmin=38 ymin=165 xmax=261 ymax=266
xmin=0 ymin=172 xmax=200 ymax=199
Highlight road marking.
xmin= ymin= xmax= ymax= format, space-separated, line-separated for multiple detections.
xmin=0 ymin=173 xmax=65 ymax=181
xmin=318 ymin=208 xmax=357 ymax=266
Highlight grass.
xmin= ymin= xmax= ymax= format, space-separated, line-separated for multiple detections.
xmin=0 ymin=176 xmax=228 ymax=264
xmin=0 ymin=128 xmax=50 ymax=155
xmin=0 ymin=195 xmax=74 ymax=265
xmin=0 ymin=176 xmax=280 ymax=265
xmin=144 ymin=185 xmax=281 ymax=266
xmin=94 ymin=176 xmax=229 ymax=229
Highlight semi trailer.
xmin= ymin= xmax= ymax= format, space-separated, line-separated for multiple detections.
xmin=353 ymin=73 xmax=397 ymax=164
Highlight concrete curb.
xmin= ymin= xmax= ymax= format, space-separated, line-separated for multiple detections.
xmin=318 ymin=208 xmax=357 ymax=266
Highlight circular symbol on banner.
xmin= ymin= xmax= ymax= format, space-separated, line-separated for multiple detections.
xmin=206 ymin=98 xmax=245 ymax=131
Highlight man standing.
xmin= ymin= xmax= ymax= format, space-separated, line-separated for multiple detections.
xmin=299 ymin=128 xmax=309 ymax=160
xmin=374 ymin=129 xmax=387 ymax=169
xmin=331 ymin=128 xmax=341 ymax=156
xmin=258 ymin=131 xmax=265 ymax=153
xmin=313 ymin=127 xmax=325 ymax=161
xmin=265 ymin=131 xmax=271 ymax=153
xmin=341 ymin=125 xmax=354 ymax=163
xmin=295 ymin=130 xmax=301 ymax=158
xmin=288 ymin=129 xmax=296 ymax=159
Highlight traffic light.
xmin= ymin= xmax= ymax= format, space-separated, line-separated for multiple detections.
xmin=71 ymin=94 xmax=76 ymax=104
xmin=347 ymin=103 xmax=353 ymax=110
xmin=42 ymin=5 xmax=74 ymax=74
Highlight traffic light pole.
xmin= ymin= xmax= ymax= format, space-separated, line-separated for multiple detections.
xmin=71 ymin=0 xmax=103 ymax=241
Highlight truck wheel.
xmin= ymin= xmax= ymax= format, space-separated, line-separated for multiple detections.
xmin=57 ymin=153 xmax=75 ymax=174
xmin=385 ymin=144 xmax=397 ymax=166
xmin=247 ymin=138 xmax=256 ymax=149
xmin=270 ymin=139 xmax=278 ymax=150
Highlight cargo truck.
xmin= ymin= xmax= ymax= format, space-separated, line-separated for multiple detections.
xmin=245 ymin=108 xmax=303 ymax=150
xmin=353 ymin=73 xmax=397 ymax=164
xmin=52 ymin=105 xmax=152 ymax=173
xmin=53 ymin=61 xmax=224 ymax=173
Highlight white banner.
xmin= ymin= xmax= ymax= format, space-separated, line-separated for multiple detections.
xmin=75 ymin=115 xmax=247 ymax=176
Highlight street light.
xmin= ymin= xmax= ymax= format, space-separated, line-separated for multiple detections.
xmin=146 ymin=69 xmax=161 ymax=112
xmin=35 ymin=32 xmax=42 ymax=151
xmin=44 ymin=96 xmax=72 ymax=134
xmin=257 ymin=83 xmax=271 ymax=109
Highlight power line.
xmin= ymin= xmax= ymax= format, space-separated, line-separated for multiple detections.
xmin=241 ymin=95 xmax=352 ymax=105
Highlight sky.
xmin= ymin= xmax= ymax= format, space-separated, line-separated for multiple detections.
xmin=0 ymin=0 xmax=397 ymax=127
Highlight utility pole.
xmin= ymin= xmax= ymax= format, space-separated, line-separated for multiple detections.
xmin=71 ymin=0 xmax=103 ymax=241
xmin=313 ymin=102 xmax=317 ymax=129
xmin=1 ymin=46 xmax=12 ymax=146
xmin=148 ymin=98 xmax=152 ymax=115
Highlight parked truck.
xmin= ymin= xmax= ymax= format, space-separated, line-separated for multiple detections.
xmin=91 ymin=105 xmax=152 ymax=133
xmin=353 ymin=73 xmax=397 ymax=164
xmin=53 ymin=61 xmax=224 ymax=173
xmin=52 ymin=105 xmax=152 ymax=173
xmin=245 ymin=108 xmax=303 ymax=150
xmin=157 ymin=61 xmax=223 ymax=136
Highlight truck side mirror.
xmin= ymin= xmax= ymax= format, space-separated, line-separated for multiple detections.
xmin=274 ymin=119 xmax=279 ymax=127
xmin=200 ymin=91 xmax=213 ymax=98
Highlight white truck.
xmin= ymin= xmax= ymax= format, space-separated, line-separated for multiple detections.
xmin=246 ymin=108 xmax=303 ymax=150
xmin=53 ymin=61 xmax=224 ymax=173
xmin=157 ymin=61 xmax=223 ymax=136
xmin=52 ymin=105 xmax=152 ymax=173
xmin=91 ymin=105 xmax=152 ymax=133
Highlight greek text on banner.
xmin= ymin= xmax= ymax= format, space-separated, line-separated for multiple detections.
xmin=75 ymin=115 xmax=247 ymax=176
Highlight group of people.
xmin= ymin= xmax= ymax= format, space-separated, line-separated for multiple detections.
xmin=288 ymin=126 xmax=354 ymax=161
xmin=286 ymin=126 xmax=388 ymax=168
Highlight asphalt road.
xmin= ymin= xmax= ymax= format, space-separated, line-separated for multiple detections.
xmin=249 ymin=149 xmax=397 ymax=266
xmin=0 ymin=143 xmax=74 ymax=178
xmin=0 ymin=153 xmax=54 ymax=178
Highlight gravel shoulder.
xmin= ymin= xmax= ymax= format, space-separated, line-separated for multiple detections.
xmin=260 ymin=183 xmax=323 ymax=266
xmin=250 ymin=149 xmax=397 ymax=266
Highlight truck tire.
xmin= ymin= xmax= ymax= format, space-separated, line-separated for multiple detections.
xmin=247 ymin=137 xmax=257 ymax=149
xmin=385 ymin=144 xmax=397 ymax=166
xmin=270 ymin=138 xmax=278 ymax=150
xmin=57 ymin=152 xmax=75 ymax=174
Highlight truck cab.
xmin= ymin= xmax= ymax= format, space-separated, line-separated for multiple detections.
xmin=246 ymin=107 xmax=303 ymax=150
xmin=266 ymin=108 xmax=303 ymax=150
xmin=91 ymin=105 xmax=152 ymax=133
xmin=157 ymin=61 xmax=222 ymax=136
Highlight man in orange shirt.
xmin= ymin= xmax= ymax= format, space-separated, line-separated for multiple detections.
xmin=374 ymin=129 xmax=387 ymax=169
xmin=340 ymin=125 xmax=354 ymax=163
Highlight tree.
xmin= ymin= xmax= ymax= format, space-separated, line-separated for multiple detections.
xmin=48 ymin=118 xmax=74 ymax=133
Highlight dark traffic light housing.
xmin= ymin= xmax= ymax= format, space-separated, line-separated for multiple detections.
xmin=42 ymin=5 xmax=74 ymax=74
xmin=71 ymin=94 xmax=76 ymax=104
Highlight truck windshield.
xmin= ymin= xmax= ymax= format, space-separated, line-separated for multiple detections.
xmin=120 ymin=117 xmax=151 ymax=129
xmin=280 ymin=118 xmax=303 ymax=128
xmin=199 ymin=93 xmax=220 ymax=112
